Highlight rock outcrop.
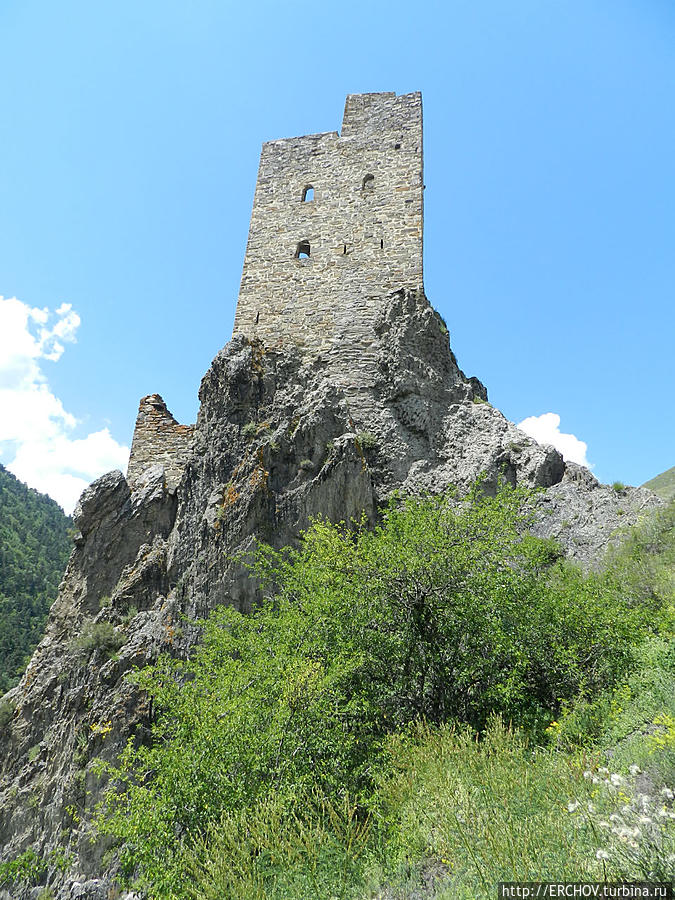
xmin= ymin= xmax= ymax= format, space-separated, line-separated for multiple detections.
xmin=0 ymin=291 xmax=659 ymax=899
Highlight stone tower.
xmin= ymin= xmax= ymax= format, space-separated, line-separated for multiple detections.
xmin=127 ymin=92 xmax=424 ymax=487
xmin=232 ymin=91 xmax=424 ymax=376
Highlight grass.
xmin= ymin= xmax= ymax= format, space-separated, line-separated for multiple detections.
xmin=369 ymin=720 xmax=675 ymax=898
xmin=175 ymin=717 xmax=675 ymax=900
xmin=642 ymin=465 xmax=675 ymax=501
xmin=181 ymin=793 xmax=373 ymax=900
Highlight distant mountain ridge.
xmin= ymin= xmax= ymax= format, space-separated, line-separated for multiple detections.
xmin=0 ymin=464 xmax=72 ymax=693
xmin=642 ymin=465 xmax=675 ymax=501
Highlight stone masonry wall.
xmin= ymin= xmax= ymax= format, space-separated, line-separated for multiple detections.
xmin=232 ymin=91 xmax=424 ymax=415
xmin=127 ymin=394 xmax=194 ymax=490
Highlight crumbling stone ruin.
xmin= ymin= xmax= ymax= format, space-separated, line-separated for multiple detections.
xmin=0 ymin=93 xmax=660 ymax=900
xmin=127 ymin=394 xmax=193 ymax=490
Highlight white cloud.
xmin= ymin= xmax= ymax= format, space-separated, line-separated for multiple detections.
xmin=0 ymin=296 xmax=129 ymax=514
xmin=517 ymin=412 xmax=590 ymax=468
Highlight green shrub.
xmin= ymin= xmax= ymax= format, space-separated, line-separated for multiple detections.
xmin=355 ymin=431 xmax=378 ymax=453
xmin=0 ymin=848 xmax=70 ymax=889
xmin=0 ymin=697 xmax=16 ymax=728
xmin=121 ymin=605 xmax=138 ymax=625
xmin=612 ymin=481 xmax=626 ymax=492
xmin=73 ymin=621 xmax=125 ymax=658
xmin=94 ymin=484 xmax=655 ymax=896
xmin=299 ymin=458 xmax=314 ymax=472
xmin=182 ymin=791 xmax=372 ymax=900
xmin=242 ymin=422 xmax=258 ymax=440
xmin=27 ymin=743 xmax=41 ymax=763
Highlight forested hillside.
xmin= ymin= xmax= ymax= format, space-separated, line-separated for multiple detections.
xmin=0 ymin=465 xmax=72 ymax=694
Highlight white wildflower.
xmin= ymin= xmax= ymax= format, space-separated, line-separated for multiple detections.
xmin=609 ymin=813 xmax=622 ymax=824
xmin=598 ymin=767 xmax=609 ymax=775
xmin=596 ymin=849 xmax=610 ymax=860
xmin=660 ymin=787 xmax=674 ymax=800
xmin=638 ymin=816 xmax=652 ymax=825
xmin=610 ymin=773 xmax=624 ymax=786
xmin=568 ymin=801 xmax=580 ymax=812
xmin=592 ymin=776 xmax=602 ymax=784
xmin=583 ymin=770 xmax=593 ymax=779
xmin=587 ymin=801 xmax=596 ymax=813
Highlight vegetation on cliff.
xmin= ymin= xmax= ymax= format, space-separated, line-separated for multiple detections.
xmin=0 ymin=464 xmax=72 ymax=694
xmin=88 ymin=486 xmax=675 ymax=899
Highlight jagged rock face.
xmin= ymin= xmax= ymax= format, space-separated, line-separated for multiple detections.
xmin=532 ymin=462 xmax=660 ymax=562
xmin=0 ymin=291 xmax=660 ymax=898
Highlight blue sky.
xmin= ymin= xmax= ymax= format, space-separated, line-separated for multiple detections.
xmin=0 ymin=0 xmax=673 ymax=511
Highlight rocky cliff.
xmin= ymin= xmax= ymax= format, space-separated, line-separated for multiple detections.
xmin=0 ymin=290 xmax=659 ymax=899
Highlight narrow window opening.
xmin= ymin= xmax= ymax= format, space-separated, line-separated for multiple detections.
xmin=343 ymin=244 xmax=347 ymax=254
xmin=295 ymin=240 xmax=310 ymax=259
xmin=394 ymin=142 xmax=401 ymax=150
xmin=380 ymin=239 xmax=384 ymax=249
xmin=362 ymin=174 xmax=374 ymax=192
xmin=255 ymin=311 xmax=260 ymax=324
xmin=302 ymin=185 xmax=314 ymax=202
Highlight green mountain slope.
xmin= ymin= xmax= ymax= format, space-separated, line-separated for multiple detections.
xmin=0 ymin=465 xmax=72 ymax=693
xmin=642 ymin=465 xmax=675 ymax=501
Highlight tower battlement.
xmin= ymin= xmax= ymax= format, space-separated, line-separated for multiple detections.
xmin=232 ymin=92 xmax=424 ymax=361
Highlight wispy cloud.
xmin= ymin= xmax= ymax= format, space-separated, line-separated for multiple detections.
xmin=517 ymin=412 xmax=590 ymax=468
xmin=0 ymin=296 xmax=129 ymax=514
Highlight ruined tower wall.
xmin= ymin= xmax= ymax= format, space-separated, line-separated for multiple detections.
xmin=232 ymin=92 xmax=424 ymax=375
xmin=127 ymin=394 xmax=194 ymax=490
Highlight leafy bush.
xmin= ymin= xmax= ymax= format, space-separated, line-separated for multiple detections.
xmin=73 ymin=620 xmax=125 ymax=658
xmin=0 ymin=697 xmax=15 ymax=728
xmin=121 ymin=605 xmax=138 ymax=625
xmin=612 ymin=481 xmax=626 ymax=492
xmin=355 ymin=431 xmax=378 ymax=453
xmin=94 ymin=485 xmax=655 ymax=896
xmin=0 ymin=848 xmax=70 ymax=890
xmin=27 ymin=743 xmax=41 ymax=763
xmin=242 ymin=422 xmax=258 ymax=440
